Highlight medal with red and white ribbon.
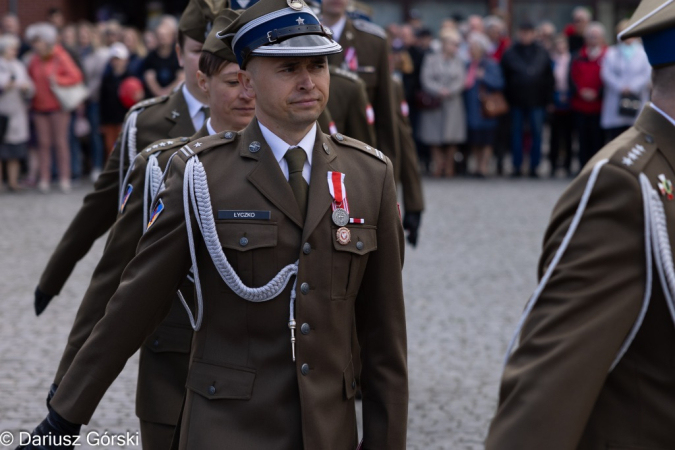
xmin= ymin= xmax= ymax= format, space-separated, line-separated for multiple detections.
xmin=327 ymin=171 xmax=351 ymax=244
xmin=345 ymin=47 xmax=359 ymax=72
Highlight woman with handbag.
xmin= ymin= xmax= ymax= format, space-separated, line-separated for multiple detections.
xmin=419 ymin=29 xmax=467 ymax=178
xmin=463 ymin=33 xmax=505 ymax=177
xmin=0 ymin=34 xmax=34 ymax=191
xmin=26 ymin=22 xmax=84 ymax=193
xmin=600 ymin=19 xmax=651 ymax=143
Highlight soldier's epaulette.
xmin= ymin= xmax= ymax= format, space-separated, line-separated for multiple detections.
xmin=352 ymin=19 xmax=387 ymax=39
xmin=176 ymin=130 xmax=239 ymax=162
xmin=129 ymin=94 xmax=170 ymax=113
xmin=140 ymin=137 xmax=188 ymax=159
xmin=330 ymin=66 xmax=360 ymax=82
xmin=608 ymin=129 xmax=659 ymax=177
xmin=331 ymin=133 xmax=386 ymax=163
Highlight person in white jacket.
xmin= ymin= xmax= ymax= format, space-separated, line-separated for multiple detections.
xmin=601 ymin=19 xmax=652 ymax=142
xmin=0 ymin=34 xmax=34 ymax=191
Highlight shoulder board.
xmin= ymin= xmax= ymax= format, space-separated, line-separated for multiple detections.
xmin=176 ymin=131 xmax=239 ymax=162
xmin=140 ymin=137 xmax=190 ymax=158
xmin=352 ymin=19 xmax=387 ymax=39
xmin=129 ymin=94 xmax=170 ymax=113
xmin=330 ymin=66 xmax=360 ymax=82
xmin=331 ymin=133 xmax=386 ymax=163
xmin=607 ymin=128 xmax=659 ymax=176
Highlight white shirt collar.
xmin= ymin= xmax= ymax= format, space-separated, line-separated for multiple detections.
xmin=650 ymin=102 xmax=675 ymax=128
xmin=182 ymin=84 xmax=208 ymax=129
xmin=326 ymin=16 xmax=347 ymax=42
xmin=258 ymin=120 xmax=316 ymax=183
xmin=206 ymin=118 xmax=217 ymax=136
xmin=259 ymin=121 xmax=316 ymax=165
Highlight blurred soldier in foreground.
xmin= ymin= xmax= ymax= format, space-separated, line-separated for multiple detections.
xmin=487 ymin=1 xmax=675 ymax=448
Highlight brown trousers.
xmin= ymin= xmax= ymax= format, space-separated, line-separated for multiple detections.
xmin=140 ymin=419 xmax=175 ymax=450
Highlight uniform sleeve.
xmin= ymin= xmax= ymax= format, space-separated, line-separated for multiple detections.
xmin=485 ymin=163 xmax=647 ymax=450
xmin=397 ymin=107 xmax=425 ymax=213
xmin=357 ymin=159 xmax=408 ymax=450
xmin=38 ymin=137 xmax=124 ymax=296
xmin=393 ymin=80 xmax=424 ymax=213
xmin=52 ymin=155 xmax=151 ymax=385
xmin=344 ymin=81 xmax=376 ymax=146
xmin=373 ymin=38 xmax=400 ymax=174
xmin=49 ymin=157 xmax=195 ymax=425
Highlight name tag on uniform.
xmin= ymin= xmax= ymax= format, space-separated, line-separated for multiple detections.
xmin=218 ymin=210 xmax=271 ymax=220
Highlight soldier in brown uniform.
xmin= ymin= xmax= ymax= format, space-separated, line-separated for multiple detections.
xmin=486 ymin=2 xmax=675 ymax=449
xmin=21 ymin=0 xmax=408 ymax=449
xmin=322 ymin=0 xmax=423 ymax=246
xmin=392 ymin=76 xmax=424 ymax=245
xmin=327 ymin=65 xmax=376 ymax=145
xmin=38 ymin=10 xmax=252 ymax=450
xmin=32 ymin=0 xmax=218 ymax=315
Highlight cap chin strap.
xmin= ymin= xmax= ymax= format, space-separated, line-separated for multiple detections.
xmin=179 ymin=154 xmax=299 ymax=357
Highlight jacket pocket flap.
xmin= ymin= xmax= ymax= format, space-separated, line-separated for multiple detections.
xmin=332 ymin=226 xmax=377 ymax=255
xmin=145 ymin=325 xmax=193 ymax=354
xmin=343 ymin=359 xmax=356 ymax=400
xmin=216 ymin=222 xmax=277 ymax=251
xmin=186 ymin=359 xmax=255 ymax=400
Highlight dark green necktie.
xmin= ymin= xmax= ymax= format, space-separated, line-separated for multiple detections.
xmin=284 ymin=147 xmax=309 ymax=220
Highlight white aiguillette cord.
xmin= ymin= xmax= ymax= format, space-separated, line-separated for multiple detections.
xmin=180 ymin=154 xmax=300 ymax=361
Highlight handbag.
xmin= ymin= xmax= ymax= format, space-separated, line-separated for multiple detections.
xmin=414 ymin=90 xmax=442 ymax=110
xmin=480 ymin=86 xmax=509 ymax=119
xmin=618 ymin=92 xmax=641 ymax=118
xmin=50 ymin=80 xmax=89 ymax=112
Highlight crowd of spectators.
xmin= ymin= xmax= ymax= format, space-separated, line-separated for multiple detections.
xmin=0 ymin=6 xmax=655 ymax=192
xmin=0 ymin=9 xmax=184 ymax=193
xmin=389 ymin=6 xmax=653 ymax=178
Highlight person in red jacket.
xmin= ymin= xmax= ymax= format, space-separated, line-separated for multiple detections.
xmin=570 ymin=21 xmax=607 ymax=167
xmin=25 ymin=22 xmax=83 ymax=193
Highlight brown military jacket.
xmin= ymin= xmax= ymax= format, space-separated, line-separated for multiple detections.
xmin=38 ymin=88 xmax=197 ymax=297
xmin=328 ymin=65 xmax=376 ymax=146
xmin=392 ymin=76 xmax=424 ymax=213
xmin=49 ymin=119 xmax=409 ymax=450
xmin=486 ymin=106 xmax=675 ymax=449
xmin=327 ymin=18 xmax=400 ymax=177
xmin=52 ymin=128 xmax=209 ymax=430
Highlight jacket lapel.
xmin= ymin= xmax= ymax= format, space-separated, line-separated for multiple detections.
xmin=302 ymin=131 xmax=338 ymax=244
xmin=339 ymin=19 xmax=355 ymax=48
xmin=243 ymin=119 xmax=305 ymax=228
xmin=166 ymin=87 xmax=196 ymax=138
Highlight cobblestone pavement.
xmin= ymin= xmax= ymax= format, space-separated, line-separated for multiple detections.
xmin=0 ymin=177 xmax=567 ymax=449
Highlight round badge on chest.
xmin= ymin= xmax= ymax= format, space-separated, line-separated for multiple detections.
xmin=332 ymin=208 xmax=350 ymax=227
xmin=336 ymin=227 xmax=351 ymax=245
